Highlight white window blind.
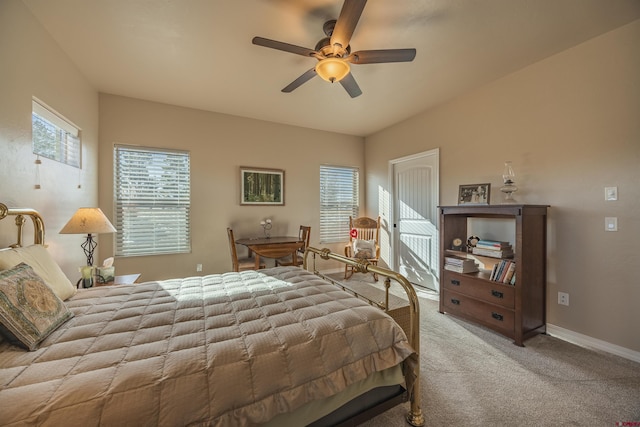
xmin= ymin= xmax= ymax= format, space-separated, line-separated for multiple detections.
xmin=114 ymin=145 xmax=191 ymax=257
xmin=320 ymin=165 xmax=359 ymax=243
xmin=32 ymin=98 xmax=81 ymax=168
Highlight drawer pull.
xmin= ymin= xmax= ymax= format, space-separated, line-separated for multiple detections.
xmin=450 ymin=279 xmax=460 ymax=286
xmin=451 ymin=299 xmax=460 ymax=305
xmin=491 ymin=290 xmax=504 ymax=299
xmin=491 ymin=312 xmax=504 ymax=321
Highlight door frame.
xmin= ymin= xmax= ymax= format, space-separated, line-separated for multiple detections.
xmin=387 ymin=148 xmax=440 ymax=276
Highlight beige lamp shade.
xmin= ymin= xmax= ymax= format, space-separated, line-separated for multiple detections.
xmin=60 ymin=208 xmax=116 ymax=235
xmin=60 ymin=208 xmax=116 ymax=267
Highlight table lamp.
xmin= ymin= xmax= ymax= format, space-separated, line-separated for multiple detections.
xmin=60 ymin=207 xmax=116 ymax=266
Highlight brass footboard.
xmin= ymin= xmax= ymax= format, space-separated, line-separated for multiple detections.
xmin=303 ymin=246 xmax=424 ymax=427
xmin=0 ymin=203 xmax=45 ymax=247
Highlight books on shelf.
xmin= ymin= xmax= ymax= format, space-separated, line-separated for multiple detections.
xmin=472 ymin=240 xmax=514 ymax=258
xmin=444 ymin=255 xmax=479 ymax=273
xmin=475 ymin=239 xmax=511 ymax=249
xmin=445 ymin=264 xmax=479 ymax=273
xmin=489 ymin=259 xmax=516 ymax=285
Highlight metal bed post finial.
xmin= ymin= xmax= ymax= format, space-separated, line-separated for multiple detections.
xmin=0 ymin=203 xmax=46 ymax=246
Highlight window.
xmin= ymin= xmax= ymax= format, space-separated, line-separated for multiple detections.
xmin=32 ymin=98 xmax=81 ymax=167
xmin=114 ymin=145 xmax=191 ymax=256
xmin=320 ymin=165 xmax=359 ymax=243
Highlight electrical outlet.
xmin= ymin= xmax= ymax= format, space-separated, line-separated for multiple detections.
xmin=558 ymin=292 xmax=569 ymax=306
xmin=605 ymin=217 xmax=618 ymax=232
xmin=196 ymin=263 xmax=202 ymax=272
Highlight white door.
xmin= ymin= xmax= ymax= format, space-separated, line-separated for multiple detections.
xmin=391 ymin=149 xmax=439 ymax=291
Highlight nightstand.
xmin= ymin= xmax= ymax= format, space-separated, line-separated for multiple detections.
xmin=114 ymin=274 xmax=141 ymax=285
xmin=94 ymin=273 xmax=141 ymax=287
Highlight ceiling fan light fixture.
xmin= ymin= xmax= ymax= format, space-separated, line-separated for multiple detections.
xmin=315 ymin=57 xmax=350 ymax=83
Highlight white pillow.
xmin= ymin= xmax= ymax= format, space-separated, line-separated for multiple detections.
xmin=352 ymin=239 xmax=376 ymax=259
xmin=0 ymin=245 xmax=76 ymax=301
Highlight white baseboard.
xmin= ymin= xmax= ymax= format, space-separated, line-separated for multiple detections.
xmin=546 ymin=323 xmax=640 ymax=364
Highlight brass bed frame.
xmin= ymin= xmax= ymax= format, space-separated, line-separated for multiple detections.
xmin=303 ymin=247 xmax=423 ymax=426
xmin=0 ymin=203 xmax=424 ymax=426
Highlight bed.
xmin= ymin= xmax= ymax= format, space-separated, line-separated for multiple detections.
xmin=0 ymin=203 xmax=423 ymax=426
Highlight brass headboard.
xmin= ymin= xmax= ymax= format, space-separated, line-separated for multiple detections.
xmin=0 ymin=203 xmax=45 ymax=248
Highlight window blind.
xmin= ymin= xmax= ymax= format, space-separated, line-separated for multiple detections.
xmin=114 ymin=145 xmax=191 ymax=256
xmin=319 ymin=165 xmax=359 ymax=243
xmin=32 ymin=98 xmax=80 ymax=168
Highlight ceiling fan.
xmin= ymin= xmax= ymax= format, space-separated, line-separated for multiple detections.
xmin=252 ymin=0 xmax=416 ymax=98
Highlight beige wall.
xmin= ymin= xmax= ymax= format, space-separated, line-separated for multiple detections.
xmin=365 ymin=20 xmax=640 ymax=352
xmin=98 ymin=94 xmax=364 ymax=280
xmin=2 ymin=0 xmax=637 ymax=355
xmin=0 ymin=1 xmax=99 ymax=279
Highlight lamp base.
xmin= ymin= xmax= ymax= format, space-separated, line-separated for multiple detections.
xmin=81 ymin=233 xmax=98 ymax=266
xmin=500 ymin=184 xmax=518 ymax=204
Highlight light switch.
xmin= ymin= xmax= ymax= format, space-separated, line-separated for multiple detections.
xmin=605 ymin=187 xmax=618 ymax=201
xmin=605 ymin=217 xmax=618 ymax=232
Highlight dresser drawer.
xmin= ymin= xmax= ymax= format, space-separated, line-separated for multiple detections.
xmin=442 ymin=271 xmax=515 ymax=309
xmin=442 ymin=289 xmax=515 ymax=334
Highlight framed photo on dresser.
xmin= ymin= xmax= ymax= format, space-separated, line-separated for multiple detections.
xmin=458 ymin=183 xmax=490 ymax=205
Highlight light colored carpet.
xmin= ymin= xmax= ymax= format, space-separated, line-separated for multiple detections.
xmin=328 ymin=273 xmax=640 ymax=427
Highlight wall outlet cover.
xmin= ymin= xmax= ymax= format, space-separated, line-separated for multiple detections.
xmin=558 ymin=292 xmax=569 ymax=306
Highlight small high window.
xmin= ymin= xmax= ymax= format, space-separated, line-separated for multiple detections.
xmin=32 ymin=98 xmax=81 ymax=168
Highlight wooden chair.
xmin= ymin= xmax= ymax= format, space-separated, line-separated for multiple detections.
xmin=344 ymin=216 xmax=380 ymax=281
xmin=227 ymin=228 xmax=265 ymax=272
xmin=275 ymin=226 xmax=311 ymax=267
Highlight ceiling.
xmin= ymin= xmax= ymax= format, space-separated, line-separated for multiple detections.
xmin=22 ymin=0 xmax=640 ymax=137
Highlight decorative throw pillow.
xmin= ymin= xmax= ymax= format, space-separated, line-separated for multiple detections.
xmin=352 ymin=239 xmax=375 ymax=259
xmin=0 ymin=263 xmax=73 ymax=350
xmin=0 ymin=244 xmax=76 ymax=300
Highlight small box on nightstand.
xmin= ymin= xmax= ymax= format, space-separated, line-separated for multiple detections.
xmin=95 ymin=267 xmax=115 ymax=285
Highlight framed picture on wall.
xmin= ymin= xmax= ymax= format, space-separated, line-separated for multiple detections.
xmin=240 ymin=167 xmax=285 ymax=205
xmin=458 ymin=183 xmax=490 ymax=205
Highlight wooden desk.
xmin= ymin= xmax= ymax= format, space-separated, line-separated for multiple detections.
xmin=235 ymin=236 xmax=305 ymax=268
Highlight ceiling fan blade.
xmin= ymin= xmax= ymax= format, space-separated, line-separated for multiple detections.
xmin=339 ymin=72 xmax=362 ymax=98
xmin=252 ymin=36 xmax=317 ymax=57
xmin=331 ymin=0 xmax=367 ymax=49
xmin=282 ymin=68 xmax=317 ymax=93
xmin=349 ymin=48 xmax=417 ymax=64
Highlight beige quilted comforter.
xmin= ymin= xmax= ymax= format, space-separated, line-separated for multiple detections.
xmin=0 ymin=267 xmax=415 ymax=426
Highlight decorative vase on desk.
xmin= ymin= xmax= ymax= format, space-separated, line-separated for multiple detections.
xmin=500 ymin=161 xmax=518 ymax=203
xmin=260 ymin=219 xmax=272 ymax=238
